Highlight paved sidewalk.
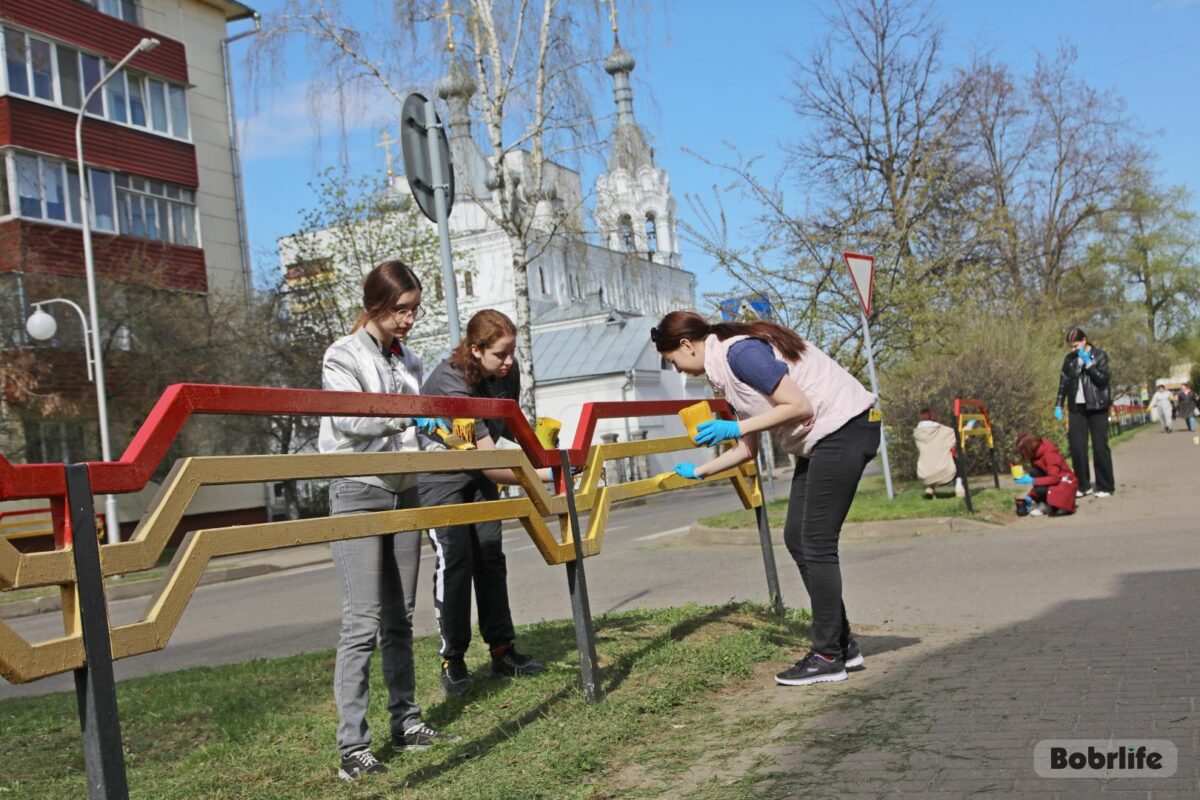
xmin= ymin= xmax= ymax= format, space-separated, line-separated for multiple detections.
xmin=620 ymin=425 xmax=1200 ymax=798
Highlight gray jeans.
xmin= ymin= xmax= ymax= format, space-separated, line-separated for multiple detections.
xmin=329 ymin=479 xmax=423 ymax=756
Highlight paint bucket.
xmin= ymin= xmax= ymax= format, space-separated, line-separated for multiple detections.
xmin=1014 ymin=497 xmax=1030 ymax=517
xmin=535 ymin=417 xmax=562 ymax=449
xmin=679 ymin=401 xmax=716 ymax=444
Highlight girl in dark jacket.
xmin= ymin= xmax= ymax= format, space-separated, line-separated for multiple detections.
xmin=1016 ymin=433 xmax=1078 ymax=516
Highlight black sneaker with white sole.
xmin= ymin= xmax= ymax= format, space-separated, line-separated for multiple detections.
xmin=441 ymin=658 xmax=470 ymax=696
xmin=339 ymin=749 xmax=387 ymax=782
xmin=393 ymin=721 xmax=461 ymax=751
xmin=843 ymin=640 xmax=865 ymax=672
xmin=491 ymin=647 xmax=546 ymax=677
xmin=775 ymin=651 xmax=848 ymax=686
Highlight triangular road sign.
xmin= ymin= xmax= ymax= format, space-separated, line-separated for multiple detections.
xmin=842 ymin=252 xmax=875 ymax=317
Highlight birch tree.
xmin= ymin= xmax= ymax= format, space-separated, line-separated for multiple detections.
xmin=253 ymin=0 xmax=608 ymax=416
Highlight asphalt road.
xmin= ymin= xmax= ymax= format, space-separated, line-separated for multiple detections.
xmin=1 ymin=480 xmax=786 ymax=699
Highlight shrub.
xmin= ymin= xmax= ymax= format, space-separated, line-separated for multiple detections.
xmin=880 ymin=315 xmax=1064 ymax=479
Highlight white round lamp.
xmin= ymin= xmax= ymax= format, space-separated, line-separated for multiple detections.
xmin=26 ymin=308 xmax=58 ymax=341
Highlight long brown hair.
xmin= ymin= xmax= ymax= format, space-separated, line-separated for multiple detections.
xmin=352 ymin=260 xmax=423 ymax=332
xmin=650 ymin=310 xmax=807 ymax=361
xmin=1016 ymin=432 xmax=1042 ymax=462
xmin=450 ymin=309 xmax=517 ymax=386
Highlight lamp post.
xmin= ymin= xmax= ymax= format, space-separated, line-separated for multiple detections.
xmin=68 ymin=37 xmax=160 ymax=544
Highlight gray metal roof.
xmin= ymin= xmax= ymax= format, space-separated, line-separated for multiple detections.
xmin=533 ymin=316 xmax=654 ymax=382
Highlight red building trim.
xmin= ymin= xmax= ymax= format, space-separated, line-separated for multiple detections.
xmin=0 ymin=97 xmax=198 ymax=187
xmin=1 ymin=0 xmax=189 ymax=84
xmin=0 ymin=220 xmax=208 ymax=293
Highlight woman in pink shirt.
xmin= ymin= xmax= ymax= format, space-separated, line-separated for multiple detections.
xmin=651 ymin=310 xmax=879 ymax=687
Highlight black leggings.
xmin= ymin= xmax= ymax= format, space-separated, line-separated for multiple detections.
xmin=782 ymin=411 xmax=881 ymax=658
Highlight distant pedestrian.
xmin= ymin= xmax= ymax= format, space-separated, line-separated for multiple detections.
xmin=1176 ymin=384 xmax=1197 ymax=433
xmin=1015 ymin=433 xmax=1078 ymax=516
xmin=912 ymin=408 xmax=965 ymax=499
xmin=1151 ymin=385 xmax=1175 ymax=433
xmin=419 ymin=309 xmax=550 ymax=697
xmin=1054 ymin=327 xmax=1114 ymax=498
xmin=652 ymin=310 xmax=879 ymax=688
xmin=318 ymin=260 xmax=458 ymax=782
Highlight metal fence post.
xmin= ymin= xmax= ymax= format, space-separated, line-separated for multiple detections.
xmin=65 ymin=463 xmax=129 ymax=799
xmin=753 ymin=472 xmax=785 ymax=617
xmin=559 ymin=450 xmax=602 ymax=703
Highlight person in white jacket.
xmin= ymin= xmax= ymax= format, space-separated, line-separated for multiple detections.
xmin=913 ymin=409 xmax=965 ymax=499
xmin=318 ymin=260 xmax=458 ymax=782
xmin=1150 ymin=385 xmax=1175 ymax=433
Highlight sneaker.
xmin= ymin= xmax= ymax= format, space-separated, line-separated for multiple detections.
xmin=491 ymin=647 xmax=547 ymax=677
xmin=1094 ymin=491 xmax=1111 ymax=498
xmin=843 ymin=640 xmax=865 ymax=672
xmin=1075 ymin=488 xmax=1093 ymax=498
xmin=1029 ymin=502 xmax=1052 ymax=516
xmin=394 ymin=721 xmax=461 ymax=751
xmin=441 ymin=658 xmax=471 ymax=696
xmin=775 ymin=652 xmax=848 ymax=686
xmin=954 ymin=483 xmax=966 ymax=499
xmin=339 ymin=749 xmax=387 ymax=782
xmin=923 ymin=487 xmax=934 ymax=500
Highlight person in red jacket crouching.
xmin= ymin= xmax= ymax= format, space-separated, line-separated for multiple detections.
xmin=1016 ymin=433 xmax=1078 ymax=516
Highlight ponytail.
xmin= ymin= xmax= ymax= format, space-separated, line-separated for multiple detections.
xmin=651 ymin=310 xmax=806 ymax=361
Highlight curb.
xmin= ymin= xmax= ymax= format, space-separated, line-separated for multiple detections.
xmin=684 ymin=515 xmax=1004 ymax=547
xmin=0 ymin=558 xmax=330 ymax=621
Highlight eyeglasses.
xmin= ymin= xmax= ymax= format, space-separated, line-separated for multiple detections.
xmin=391 ymin=304 xmax=426 ymax=321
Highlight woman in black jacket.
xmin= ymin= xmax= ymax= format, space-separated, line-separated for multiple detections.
xmin=1053 ymin=327 xmax=1115 ymax=498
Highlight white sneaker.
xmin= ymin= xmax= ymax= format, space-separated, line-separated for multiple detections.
xmin=1029 ymin=507 xmax=1045 ymax=516
xmin=1094 ymin=491 xmax=1111 ymax=498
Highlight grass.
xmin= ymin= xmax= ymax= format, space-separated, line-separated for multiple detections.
xmin=703 ymin=473 xmax=1019 ymax=530
xmin=0 ymin=603 xmax=812 ymax=800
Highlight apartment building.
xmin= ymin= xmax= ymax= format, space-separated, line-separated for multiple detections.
xmin=0 ymin=0 xmax=256 ymax=465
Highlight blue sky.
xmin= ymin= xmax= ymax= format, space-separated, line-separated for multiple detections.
xmin=232 ymin=0 xmax=1200 ymax=294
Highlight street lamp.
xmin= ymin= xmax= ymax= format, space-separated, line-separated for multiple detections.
xmin=25 ymin=299 xmax=95 ymax=381
xmin=69 ymin=36 xmax=160 ymax=544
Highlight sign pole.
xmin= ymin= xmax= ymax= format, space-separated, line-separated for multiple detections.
xmin=858 ymin=308 xmax=894 ymax=500
xmin=843 ymin=252 xmax=894 ymax=501
xmin=423 ymin=98 xmax=461 ymax=345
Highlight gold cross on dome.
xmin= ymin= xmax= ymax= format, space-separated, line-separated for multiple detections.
xmin=376 ymin=129 xmax=398 ymax=177
xmin=436 ymin=0 xmax=457 ymax=52
xmin=606 ymin=0 xmax=618 ymax=33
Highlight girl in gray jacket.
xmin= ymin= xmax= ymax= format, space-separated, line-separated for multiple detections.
xmin=318 ymin=260 xmax=457 ymax=782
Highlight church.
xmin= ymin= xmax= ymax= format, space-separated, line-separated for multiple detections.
xmin=281 ymin=35 xmax=710 ymax=466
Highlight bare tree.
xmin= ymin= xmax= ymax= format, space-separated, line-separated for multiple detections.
xmin=251 ymin=0 xmax=609 ymax=416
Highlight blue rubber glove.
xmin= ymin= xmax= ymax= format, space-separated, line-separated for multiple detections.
xmin=1014 ymin=475 xmax=1033 ymax=485
xmin=1053 ymin=406 xmax=1063 ymax=421
xmin=673 ymin=461 xmax=699 ymax=480
xmin=694 ymin=419 xmax=741 ymax=446
xmin=1079 ymin=349 xmax=1093 ymax=367
xmin=414 ymin=417 xmax=450 ymax=434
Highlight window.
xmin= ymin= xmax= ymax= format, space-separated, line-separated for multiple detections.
xmin=4 ymin=29 xmax=28 ymax=95
xmin=168 ymin=85 xmax=189 ymax=139
xmin=0 ymin=158 xmax=8 ymax=216
xmin=80 ymin=0 xmax=138 ymax=24
xmin=15 ymin=153 xmax=40 ymax=217
xmin=147 ymin=80 xmax=168 ymax=133
xmin=464 ymin=271 xmax=474 ymax=297
xmin=539 ymin=266 xmax=547 ymax=294
xmin=90 ymin=169 xmax=115 ymax=232
xmin=105 ymin=64 xmax=127 ymax=123
xmin=114 ymin=174 xmax=196 ymax=245
xmin=618 ymin=214 xmax=635 ymax=251
xmin=23 ymin=420 xmax=85 ymax=465
xmin=80 ymin=53 xmax=103 ymax=115
xmin=645 ymin=212 xmax=658 ymax=255
xmin=56 ymin=45 xmax=81 ymax=108
xmin=29 ymin=38 xmax=53 ymax=101
xmin=42 ymin=160 xmax=66 ymax=221
xmin=1 ymin=29 xmax=189 ymax=140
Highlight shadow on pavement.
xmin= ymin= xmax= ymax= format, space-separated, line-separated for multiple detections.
xmin=749 ymin=568 xmax=1200 ymax=797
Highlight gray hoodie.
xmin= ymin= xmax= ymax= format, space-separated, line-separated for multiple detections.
xmin=317 ymin=328 xmax=433 ymax=492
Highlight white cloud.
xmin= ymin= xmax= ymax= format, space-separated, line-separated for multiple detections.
xmin=239 ymin=80 xmax=403 ymax=162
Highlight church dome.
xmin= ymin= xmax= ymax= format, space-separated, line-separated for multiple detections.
xmin=603 ymin=40 xmax=635 ymax=75
xmin=436 ymin=57 xmax=476 ymax=99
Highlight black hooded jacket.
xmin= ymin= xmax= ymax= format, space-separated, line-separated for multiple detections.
xmin=1055 ymin=347 xmax=1111 ymax=411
